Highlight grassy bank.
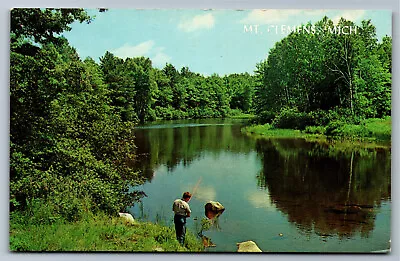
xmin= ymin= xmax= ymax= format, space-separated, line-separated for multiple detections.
xmin=226 ymin=109 xmax=256 ymax=119
xmin=228 ymin=113 xmax=256 ymax=119
xmin=242 ymin=117 xmax=391 ymax=147
xmin=242 ymin=125 xmax=307 ymax=138
xmin=10 ymin=212 xmax=204 ymax=252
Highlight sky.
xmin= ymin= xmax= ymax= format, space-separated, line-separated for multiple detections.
xmin=63 ymin=9 xmax=392 ymax=76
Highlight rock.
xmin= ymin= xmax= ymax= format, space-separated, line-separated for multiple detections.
xmin=118 ymin=212 xmax=135 ymax=224
xmin=237 ymin=241 xmax=262 ymax=252
xmin=201 ymin=235 xmax=216 ymax=247
xmin=205 ymin=201 xmax=225 ymax=219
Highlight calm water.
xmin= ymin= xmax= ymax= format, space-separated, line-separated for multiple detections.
xmin=128 ymin=119 xmax=391 ymax=253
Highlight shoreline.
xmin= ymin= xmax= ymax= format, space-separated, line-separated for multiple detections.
xmin=241 ymin=123 xmax=391 ymax=150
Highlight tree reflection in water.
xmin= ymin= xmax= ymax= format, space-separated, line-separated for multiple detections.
xmin=255 ymin=138 xmax=391 ymax=239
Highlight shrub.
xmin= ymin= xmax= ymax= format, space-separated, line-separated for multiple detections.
xmin=10 ymin=198 xmax=64 ymax=226
xmin=325 ymin=120 xmax=344 ymax=137
xmin=155 ymin=106 xmax=175 ymax=120
xmin=307 ymin=109 xmax=331 ymax=126
xmin=340 ymin=124 xmax=372 ymax=139
xmin=253 ymin=111 xmax=276 ymax=124
xmin=304 ymin=125 xmax=326 ymax=134
xmin=272 ymin=107 xmax=311 ymax=130
xmin=229 ymin=109 xmax=244 ymax=117
xmin=306 ymin=108 xmax=364 ymax=128
xmin=325 ymin=121 xmax=372 ymax=139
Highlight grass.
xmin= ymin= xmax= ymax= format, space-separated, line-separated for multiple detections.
xmin=228 ymin=113 xmax=256 ymax=119
xmin=9 ymin=212 xmax=204 ymax=252
xmin=326 ymin=117 xmax=391 ymax=143
xmin=241 ymin=123 xmax=312 ymax=138
xmin=226 ymin=109 xmax=256 ymax=119
xmin=242 ymin=117 xmax=391 ymax=148
xmin=359 ymin=117 xmax=391 ymax=141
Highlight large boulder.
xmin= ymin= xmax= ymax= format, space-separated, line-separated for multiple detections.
xmin=204 ymin=201 xmax=225 ymax=219
xmin=118 ymin=212 xmax=135 ymax=225
xmin=237 ymin=241 xmax=262 ymax=252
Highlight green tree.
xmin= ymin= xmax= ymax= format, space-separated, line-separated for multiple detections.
xmin=11 ymin=8 xmax=92 ymax=47
xmin=10 ymin=9 xmax=142 ymax=220
xmin=253 ymin=16 xmax=391 ymax=124
xmin=377 ymin=36 xmax=392 ymax=72
xmin=100 ymin=51 xmax=137 ymax=121
xmin=163 ymin=63 xmax=181 ymax=110
xmin=129 ymin=57 xmax=157 ymax=122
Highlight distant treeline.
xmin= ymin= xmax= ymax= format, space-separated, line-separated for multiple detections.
xmin=100 ymin=52 xmax=255 ymax=123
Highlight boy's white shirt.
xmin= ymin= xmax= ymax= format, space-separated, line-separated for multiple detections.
xmin=172 ymin=199 xmax=191 ymax=216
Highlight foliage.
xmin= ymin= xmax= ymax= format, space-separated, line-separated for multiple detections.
xmin=243 ymin=117 xmax=391 ymax=144
xmin=364 ymin=117 xmax=391 ymax=140
xmin=100 ymin=56 xmax=257 ymax=121
xmin=10 ymin=209 xmax=204 ymax=252
xmin=250 ymin=110 xmax=276 ymax=124
xmin=227 ymin=109 xmax=255 ymax=119
xmin=10 ymin=8 xmax=258 ymax=229
xmin=10 ymin=9 xmax=144 ymax=221
xmin=254 ymin=17 xmax=391 ymax=123
xmin=242 ymin=124 xmax=305 ymax=138
xmin=304 ymin=125 xmax=326 ymax=135
xmin=271 ymin=107 xmax=312 ymax=130
xmin=325 ymin=117 xmax=391 ymax=141
xmin=224 ymin=73 xmax=255 ymax=112
xmin=11 ymin=8 xmax=92 ymax=47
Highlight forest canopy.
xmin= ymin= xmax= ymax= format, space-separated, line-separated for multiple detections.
xmin=254 ymin=17 xmax=391 ymax=129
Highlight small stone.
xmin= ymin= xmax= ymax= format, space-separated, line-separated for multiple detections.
xmin=237 ymin=241 xmax=262 ymax=252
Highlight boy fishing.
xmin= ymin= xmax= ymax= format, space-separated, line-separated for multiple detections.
xmin=172 ymin=191 xmax=192 ymax=246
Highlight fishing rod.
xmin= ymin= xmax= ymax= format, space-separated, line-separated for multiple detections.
xmin=191 ymin=176 xmax=202 ymax=198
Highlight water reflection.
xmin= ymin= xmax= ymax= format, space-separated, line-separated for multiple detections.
xmin=133 ymin=118 xmax=255 ymax=178
xmin=131 ymin=119 xmax=391 ymax=247
xmin=255 ymin=138 xmax=391 ymax=238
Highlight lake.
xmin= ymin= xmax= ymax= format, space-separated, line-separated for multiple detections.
xmin=128 ymin=118 xmax=391 ymax=253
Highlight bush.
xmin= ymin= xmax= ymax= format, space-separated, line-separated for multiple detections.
xmin=304 ymin=125 xmax=326 ymax=134
xmin=306 ymin=108 xmax=364 ymax=128
xmin=251 ymin=110 xmax=276 ymax=124
xmin=272 ymin=107 xmax=311 ymax=130
xmin=155 ymin=106 xmax=175 ymax=120
xmin=172 ymin=109 xmax=189 ymax=119
xmin=229 ymin=109 xmax=244 ymax=117
xmin=10 ymin=198 xmax=64 ymax=226
xmin=307 ymin=109 xmax=331 ymax=126
xmin=325 ymin=120 xmax=344 ymax=137
xmin=325 ymin=121 xmax=372 ymax=139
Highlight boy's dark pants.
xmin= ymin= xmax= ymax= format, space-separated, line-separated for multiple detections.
xmin=174 ymin=214 xmax=186 ymax=245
